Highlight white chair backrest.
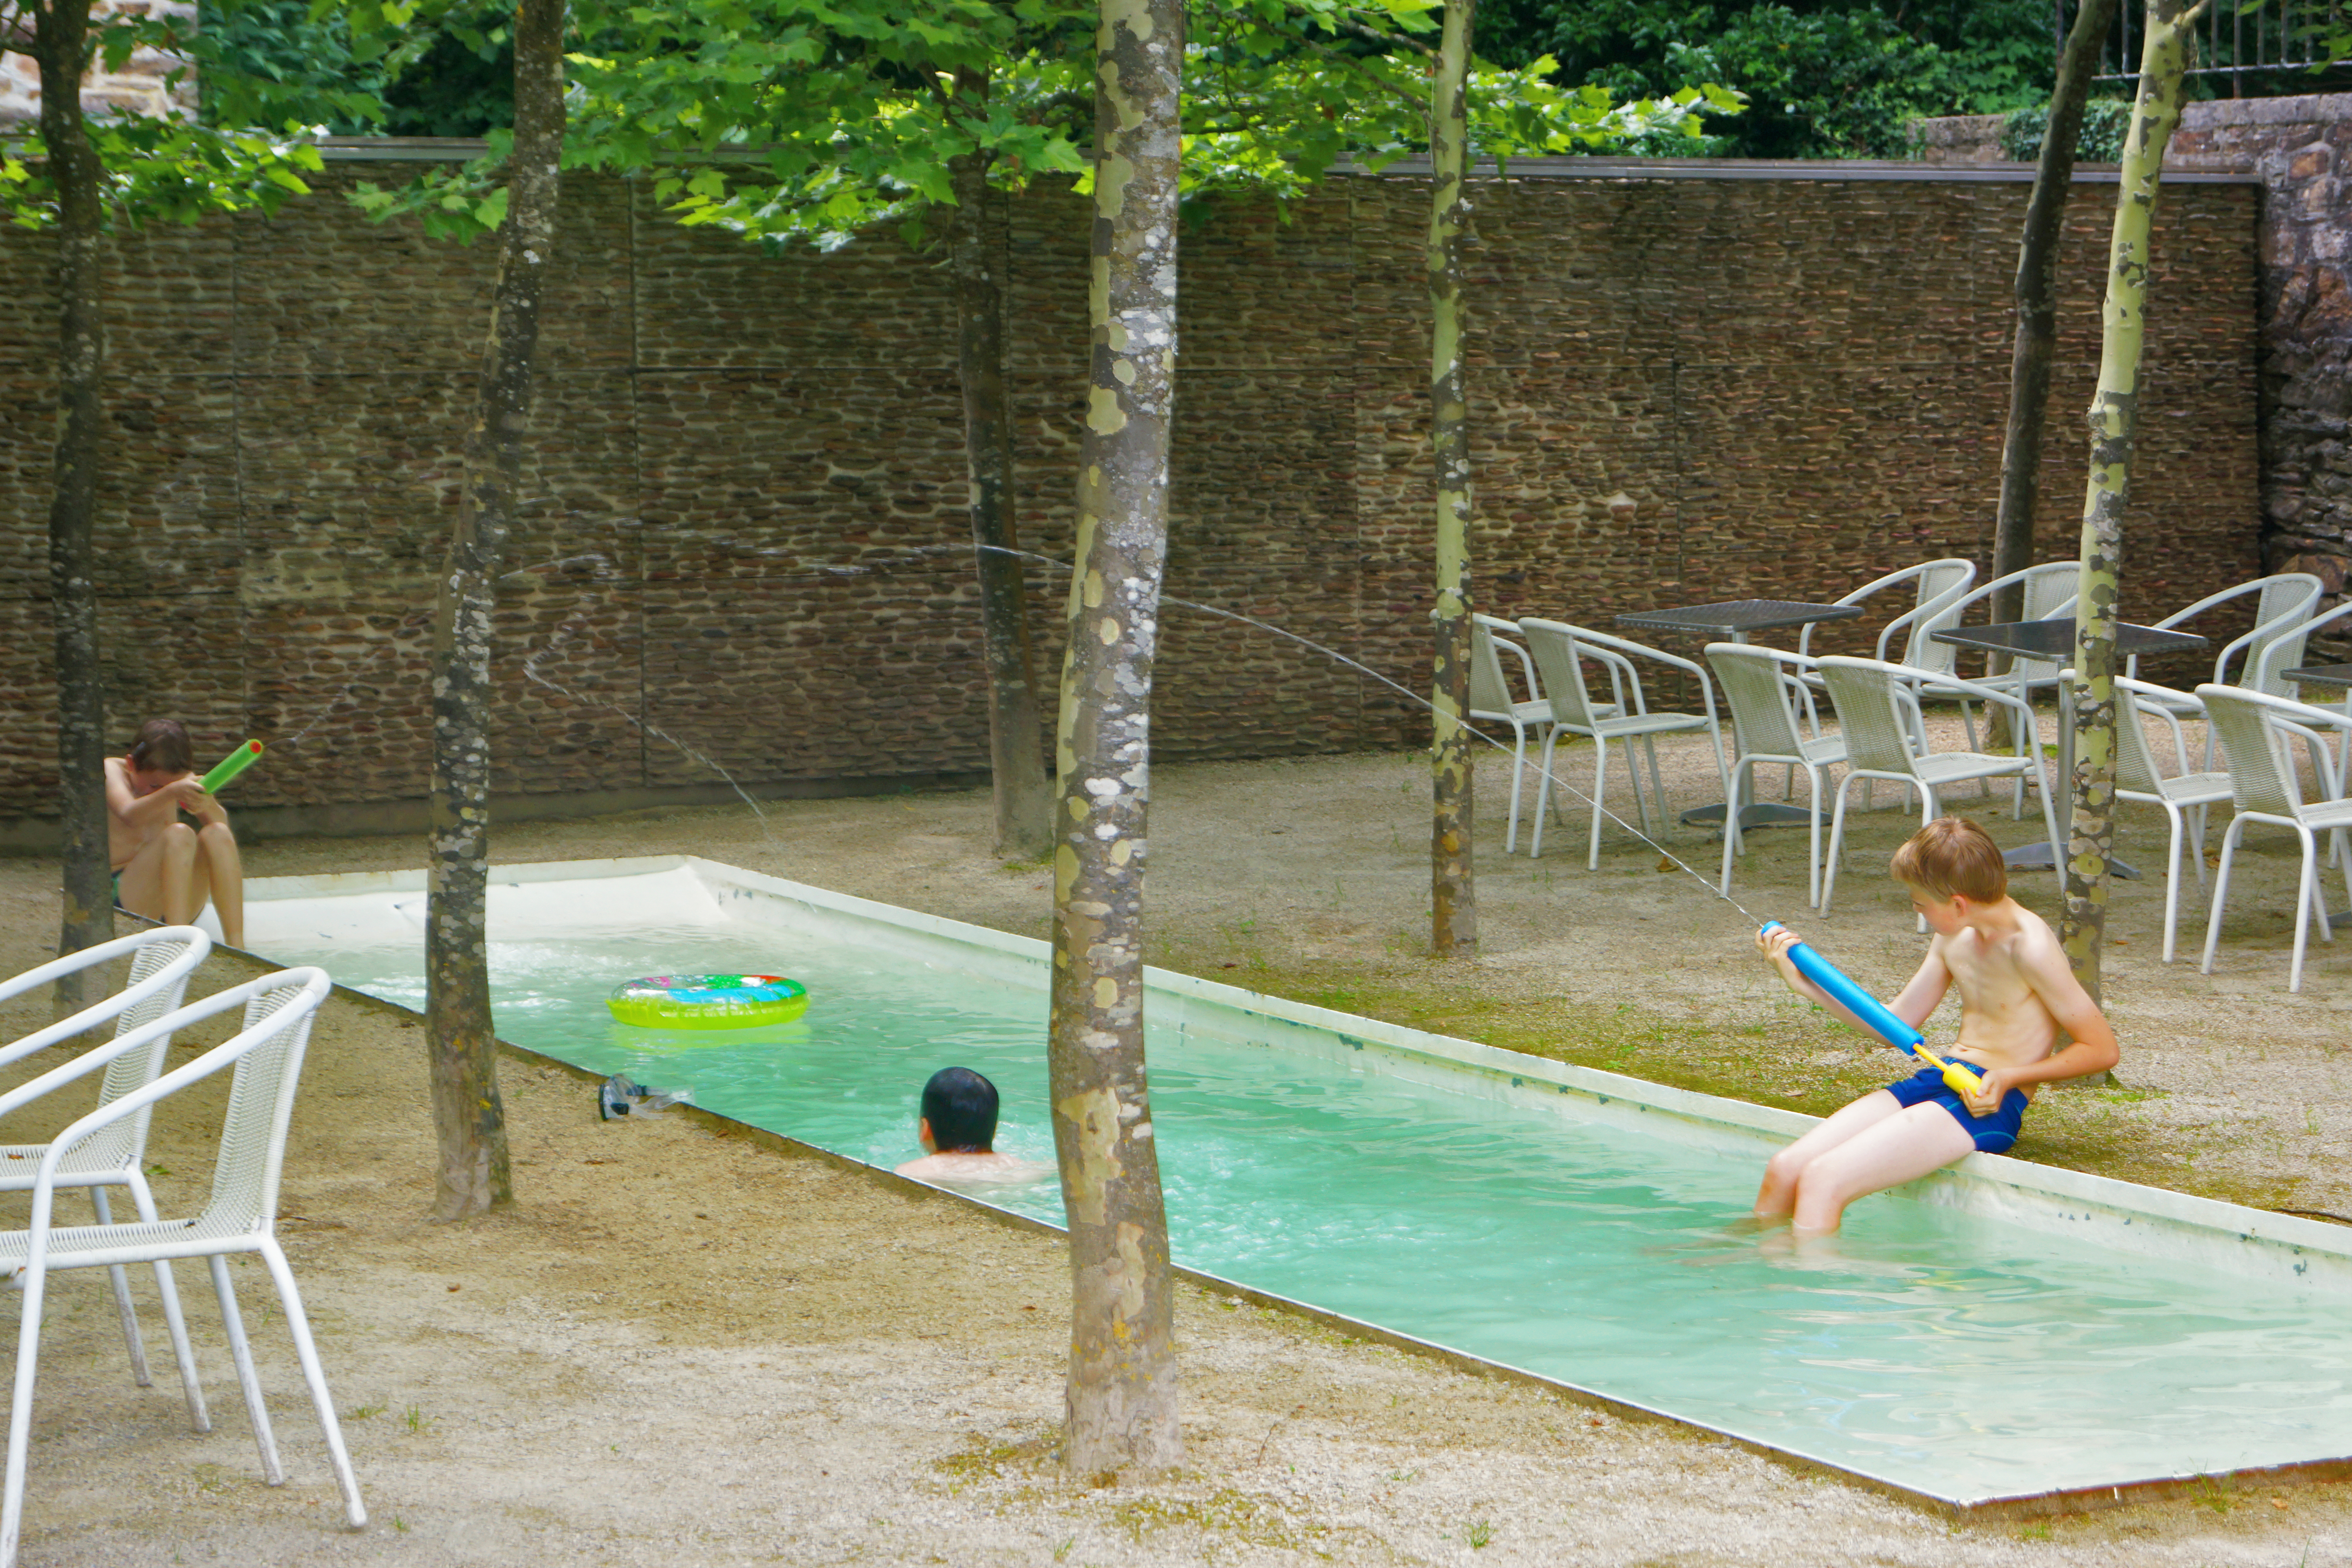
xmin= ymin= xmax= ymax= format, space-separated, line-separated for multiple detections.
xmin=1706 ymin=644 xmax=1809 ymax=758
xmin=1517 ymin=619 xmax=1616 ymax=730
xmin=1890 ymin=563 xmax=1979 ymax=675
xmin=1818 ymin=659 xmax=1919 ymax=775
xmin=0 ymin=927 xmax=210 ymax=1056
xmin=2011 ymin=563 xmax=2083 ymax=679
xmin=78 ymin=933 xmax=213 ymax=1178
xmin=2254 ymin=597 xmax=2352 ymax=699
xmin=1468 ymin=615 xmax=1520 ymax=715
xmin=205 ymin=974 xmax=328 ymax=1235
xmin=2199 ymin=685 xmax=2325 ymax=819
xmin=2110 ymin=676 xmax=2194 ymax=793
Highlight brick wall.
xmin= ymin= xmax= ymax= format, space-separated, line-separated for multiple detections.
xmin=0 ymin=157 xmax=2263 ymax=829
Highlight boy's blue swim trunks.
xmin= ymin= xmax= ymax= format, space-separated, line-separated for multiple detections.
xmin=1884 ymin=1064 xmax=2029 ymax=1154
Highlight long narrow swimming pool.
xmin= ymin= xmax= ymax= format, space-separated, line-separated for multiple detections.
xmin=238 ymin=855 xmax=2352 ymax=1509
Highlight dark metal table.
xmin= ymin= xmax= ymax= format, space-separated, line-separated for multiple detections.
xmin=2283 ymin=664 xmax=2352 ymax=691
xmin=1615 ymin=599 xmax=1864 ymax=830
xmin=1928 ymin=619 xmax=2210 ymax=879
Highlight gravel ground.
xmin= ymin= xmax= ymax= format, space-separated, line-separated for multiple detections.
xmin=3 ymin=723 xmax=2350 ymax=1566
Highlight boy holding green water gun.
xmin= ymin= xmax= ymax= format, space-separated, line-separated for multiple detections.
xmin=1753 ymin=817 xmax=2117 ymax=1233
xmin=104 ymin=719 xmax=247 ymax=948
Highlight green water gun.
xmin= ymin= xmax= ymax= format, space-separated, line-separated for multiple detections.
xmin=198 ymin=740 xmax=265 ymax=795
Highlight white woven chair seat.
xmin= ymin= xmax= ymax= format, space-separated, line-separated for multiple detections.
xmin=1564 ymin=711 xmax=1710 ymax=741
xmin=2130 ymin=771 xmax=2233 ymax=807
xmin=1911 ymin=751 xmax=2031 ymax=789
xmin=2302 ymin=796 xmax=2352 ymax=831
xmin=0 ymin=1206 xmax=261 ymax=1271
xmin=1474 ymin=698 xmax=1574 ymax=728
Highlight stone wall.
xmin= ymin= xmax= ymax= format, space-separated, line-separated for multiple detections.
xmin=0 ymin=0 xmax=200 ymax=126
xmin=1914 ymin=93 xmax=2352 ymax=618
xmin=0 ymin=157 xmax=2264 ymax=835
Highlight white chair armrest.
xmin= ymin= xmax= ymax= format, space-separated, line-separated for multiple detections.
xmin=0 ymin=928 xmax=210 ymax=1068
xmin=24 ymin=971 xmax=330 ymax=1230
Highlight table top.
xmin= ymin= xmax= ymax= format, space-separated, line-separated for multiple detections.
xmin=2285 ymin=664 xmax=2352 ymax=691
xmin=1930 ymin=618 xmax=2208 ymax=660
xmin=1615 ymin=599 xmax=1863 ymax=637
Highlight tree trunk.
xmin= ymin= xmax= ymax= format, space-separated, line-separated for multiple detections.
xmin=35 ymin=0 xmax=114 ymax=1009
xmin=1988 ymin=0 xmax=2120 ymax=741
xmin=1047 ymin=0 xmax=1183 ymax=1482
xmin=1427 ymin=0 xmax=1477 ymax=957
xmin=2061 ymin=0 xmax=2203 ymax=1001
xmin=422 ymin=0 xmax=564 ymax=1221
xmin=947 ymin=100 xmax=1054 ymax=862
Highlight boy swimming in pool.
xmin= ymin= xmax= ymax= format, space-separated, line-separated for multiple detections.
xmin=895 ymin=1067 xmax=1049 ymax=1187
xmin=1753 ymin=816 xmax=2117 ymax=1233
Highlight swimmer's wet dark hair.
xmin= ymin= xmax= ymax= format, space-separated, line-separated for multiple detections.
xmin=127 ymin=718 xmax=194 ymax=775
xmin=1891 ymin=816 xmax=2007 ymax=905
xmin=921 ymin=1066 xmax=999 ymax=1154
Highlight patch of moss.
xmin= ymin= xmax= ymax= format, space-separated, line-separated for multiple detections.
xmin=1110 ymin=1487 xmax=1306 ymax=1550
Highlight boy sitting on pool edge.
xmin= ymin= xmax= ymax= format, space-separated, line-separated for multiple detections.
xmin=895 ymin=1067 xmax=1049 ymax=1187
xmin=1753 ymin=816 xmax=2117 ymax=1233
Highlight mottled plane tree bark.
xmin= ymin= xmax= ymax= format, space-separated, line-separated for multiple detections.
xmin=422 ymin=0 xmax=565 ymax=1220
xmin=2061 ymin=0 xmax=2207 ymax=998
xmin=1987 ymin=0 xmax=2120 ymax=737
xmin=1047 ymin=0 xmax=1183 ymax=1481
xmin=947 ymin=77 xmax=1055 ymax=860
xmin=24 ymin=0 xmax=113 ymax=1006
xmin=1427 ymin=0 xmax=1478 ymax=956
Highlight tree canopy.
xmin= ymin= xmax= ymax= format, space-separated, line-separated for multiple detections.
xmin=1473 ymin=0 xmax=2058 ymax=158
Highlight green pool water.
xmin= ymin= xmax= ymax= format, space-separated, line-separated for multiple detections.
xmin=252 ymin=867 xmax=2352 ymax=1506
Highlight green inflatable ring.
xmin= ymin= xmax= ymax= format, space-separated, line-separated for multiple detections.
xmin=606 ymin=973 xmax=809 ymax=1031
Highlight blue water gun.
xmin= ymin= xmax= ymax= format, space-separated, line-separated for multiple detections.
xmin=1759 ymin=921 xmax=1985 ymax=1099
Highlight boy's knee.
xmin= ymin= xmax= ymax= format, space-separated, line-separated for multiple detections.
xmin=160 ymin=821 xmax=199 ymax=854
xmin=196 ymin=820 xmax=236 ymax=848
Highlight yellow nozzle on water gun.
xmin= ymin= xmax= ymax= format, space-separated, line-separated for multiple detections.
xmin=1910 ymin=1043 xmax=1987 ymax=1101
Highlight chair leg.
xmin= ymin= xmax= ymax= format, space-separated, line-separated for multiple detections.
xmin=2202 ymin=819 xmax=2247 ymax=975
xmin=2161 ymin=803 xmax=2185 ymax=965
xmin=2292 ymin=828 xmax=2318 ymax=993
xmin=209 ymin=1255 xmax=286 ymax=1486
xmin=1530 ymin=731 xmax=1562 ymax=860
xmin=125 ymin=1169 xmax=209 ymax=1433
xmin=2034 ymin=763 xmax=2066 ymax=898
xmin=1719 ymin=759 xmax=1748 ymax=897
xmin=1823 ymin=777 xmax=1857 ymax=916
xmin=87 ymin=1187 xmax=151 ymax=1390
xmin=0 ymin=1250 xmax=51 ymax=1568
xmin=2190 ymin=804 xmax=2210 ymax=893
xmin=258 ymin=1239 xmax=367 ymax=1528
xmin=1504 ymin=724 xmax=1527 ymax=855
xmin=1642 ymin=735 xmax=1668 ymax=835
xmin=1587 ymin=738 xmax=1611 ymax=872
xmin=1804 ymin=765 xmax=1826 ymax=911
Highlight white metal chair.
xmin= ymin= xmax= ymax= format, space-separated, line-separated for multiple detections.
xmin=2106 ymin=675 xmax=2234 ymax=964
xmin=1795 ymin=558 xmax=1978 ymax=671
xmin=2129 ymin=572 xmax=2322 ymax=703
xmin=1931 ymin=561 xmax=2083 ymax=744
xmin=1788 ymin=560 xmax=1976 ymax=797
xmin=1815 ymin=657 xmax=2063 ymax=915
xmin=0 ymin=927 xmax=213 ymax=1423
xmin=1470 ymin=613 xmax=1607 ymax=855
xmin=1706 ymin=644 xmax=1847 ymax=910
xmin=2256 ymin=597 xmax=2352 ymax=796
xmin=2197 ymin=685 xmax=2352 ymax=993
xmin=1518 ymin=619 xmax=1731 ymax=870
xmin=0 ymin=969 xmax=365 ymax=1564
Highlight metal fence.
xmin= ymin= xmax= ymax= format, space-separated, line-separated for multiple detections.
xmin=2058 ymin=0 xmax=2350 ymax=95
